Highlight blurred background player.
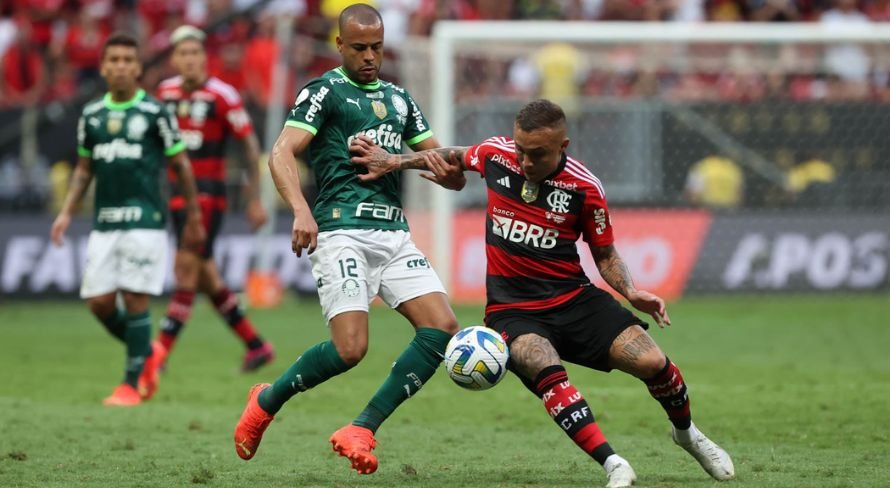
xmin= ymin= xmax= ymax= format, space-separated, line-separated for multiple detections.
xmin=151 ymin=25 xmax=274 ymax=374
xmin=350 ymin=99 xmax=735 ymax=487
xmin=233 ymin=4 xmax=463 ymax=475
xmin=50 ymin=32 xmax=205 ymax=406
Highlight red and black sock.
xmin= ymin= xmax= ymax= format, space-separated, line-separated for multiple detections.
xmin=534 ymin=365 xmax=615 ymax=465
xmin=643 ymin=357 xmax=691 ymax=430
xmin=212 ymin=288 xmax=263 ymax=350
xmin=159 ymin=289 xmax=195 ymax=351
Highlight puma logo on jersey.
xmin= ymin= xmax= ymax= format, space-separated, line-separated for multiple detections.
xmin=346 ymin=98 xmax=361 ymax=110
xmin=491 ymin=215 xmax=558 ymax=249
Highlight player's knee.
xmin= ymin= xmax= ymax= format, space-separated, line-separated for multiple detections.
xmin=431 ymin=316 xmax=460 ymax=336
xmin=334 ymin=340 xmax=368 ymax=366
xmin=636 ymin=349 xmax=668 ymax=379
xmin=87 ymin=296 xmax=116 ymax=318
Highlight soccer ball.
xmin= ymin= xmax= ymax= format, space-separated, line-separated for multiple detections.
xmin=444 ymin=326 xmax=509 ymax=390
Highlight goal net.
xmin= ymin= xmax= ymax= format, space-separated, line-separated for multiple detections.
xmin=398 ymin=22 xmax=890 ymax=301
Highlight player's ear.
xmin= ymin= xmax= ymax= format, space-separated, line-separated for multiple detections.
xmin=335 ymin=36 xmax=343 ymax=53
xmin=561 ymin=137 xmax=570 ymax=151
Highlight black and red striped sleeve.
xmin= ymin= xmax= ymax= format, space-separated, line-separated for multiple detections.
xmin=463 ymin=137 xmax=510 ymax=176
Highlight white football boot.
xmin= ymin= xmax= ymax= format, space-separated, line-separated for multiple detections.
xmin=672 ymin=422 xmax=735 ymax=481
xmin=603 ymin=454 xmax=637 ymax=488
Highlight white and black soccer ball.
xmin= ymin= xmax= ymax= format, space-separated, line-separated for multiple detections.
xmin=444 ymin=326 xmax=509 ymax=390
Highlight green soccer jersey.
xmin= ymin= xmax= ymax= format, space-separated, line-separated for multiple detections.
xmin=285 ymin=67 xmax=434 ymax=232
xmin=77 ymin=89 xmax=185 ymax=231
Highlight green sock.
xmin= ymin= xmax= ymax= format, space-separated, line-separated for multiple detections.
xmin=99 ymin=309 xmax=126 ymax=343
xmin=258 ymin=340 xmax=351 ymax=414
xmin=123 ymin=311 xmax=152 ymax=388
xmin=353 ymin=328 xmax=452 ymax=433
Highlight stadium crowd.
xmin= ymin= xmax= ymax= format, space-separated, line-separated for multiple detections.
xmin=3 ymin=0 xmax=890 ymax=109
xmin=1 ymin=0 xmax=888 ymax=213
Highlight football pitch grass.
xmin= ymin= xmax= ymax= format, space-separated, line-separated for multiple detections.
xmin=1 ymin=295 xmax=888 ymax=487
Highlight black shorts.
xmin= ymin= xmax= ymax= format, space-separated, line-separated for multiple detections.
xmin=486 ymin=286 xmax=648 ymax=373
xmin=172 ymin=206 xmax=223 ymax=259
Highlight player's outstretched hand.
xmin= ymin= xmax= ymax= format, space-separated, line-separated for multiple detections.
xmin=419 ymin=150 xmax=466 ymax=191
xmin=50 ymin=213 xmax=70 ymax=247
xmin=627 ymin=289 xmax=672 ymax=328
xmin=349 ymin=135 xmax=395 ymax=182
xmin=247 ymin=198 xmax=268 ymax=231
xmin=291 ymin=208 xmax=318 ymax=257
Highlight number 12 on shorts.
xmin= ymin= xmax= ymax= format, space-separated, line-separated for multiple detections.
xmin=339 ymin=258 xmax=358 ymax=278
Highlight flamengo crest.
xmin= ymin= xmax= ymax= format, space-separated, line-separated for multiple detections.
xmin=546 ymin=189 xmax=571 ymax=213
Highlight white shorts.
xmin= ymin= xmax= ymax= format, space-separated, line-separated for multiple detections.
xmin=80 ymin=229 xmax=168 ymax=298
xmin=310 ymin=229 xmax=447 ymax=322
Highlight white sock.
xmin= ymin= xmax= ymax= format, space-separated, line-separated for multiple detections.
xmin=603 ymin=454 xmax=626 ymax=472
xmin=673 ymin=421 xmax=700 ymax=444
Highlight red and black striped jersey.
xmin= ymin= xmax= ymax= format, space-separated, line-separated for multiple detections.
xmin=156 ymin=76 xmax=253 ymax=210
xmin=464 ymin=136 xmax=614 ymax=316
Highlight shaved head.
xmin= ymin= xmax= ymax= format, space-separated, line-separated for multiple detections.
xmin=338 ymin=3 xmax=383 ymax=32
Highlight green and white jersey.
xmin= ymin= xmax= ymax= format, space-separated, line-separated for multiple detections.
xmin=286 ymin=67 xmax=434 ymax=232
xmin=78 ymin=89 xmax=185 ymax=231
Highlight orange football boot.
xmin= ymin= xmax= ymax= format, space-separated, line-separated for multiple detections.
xmin=103 ymin=384 xmax=141 ymax=407
xmin=330 ymin=424 xmax=378 ymax=474
xmin=138 ymin=341 xmax=166 ymax=400
xmin=233 ymin=383 xmax=274 ymax=460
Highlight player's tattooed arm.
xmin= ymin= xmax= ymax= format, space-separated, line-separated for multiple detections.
xmin=412 ymin=136 xmax=467 ymax=191
xmin=509 ymin=334 xmax=562 ymax=382
xmin=592 ymin=244 xmax=636 ymax=298
xmin=592 ymin=244 xmax=672 ymax=327
xmin=349 ymin=135 xmax=468 ymax=181
xmin=169 ymin=151 xmax=207 ymax=251
xmin=51 ymin=156 xmax=93 ymax=246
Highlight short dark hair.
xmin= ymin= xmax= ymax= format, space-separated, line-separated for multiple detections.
xmin=339 ymin=3 xmax=383 ymax=32
xmin=102 ymin=32 xmax=139 ymax=57
xmin=515 ymin=99 xmax=566 ymax=132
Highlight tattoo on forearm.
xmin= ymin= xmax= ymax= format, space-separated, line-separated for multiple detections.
xmin=510 ymin=334 xmax=561 ymax=381
xmin=387 ymin=147 xmax=467 ymax=171
xmin=595 ymin=246 xmax=635 ymax=297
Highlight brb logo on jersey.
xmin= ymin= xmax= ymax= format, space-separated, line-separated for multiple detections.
xmin=491 ymin=212 xmax=559 ymax=249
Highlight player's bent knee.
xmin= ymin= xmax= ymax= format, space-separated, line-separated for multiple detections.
xmin=635 ymin=349 xmax=668 ymax=379
xmin=431 ymin=316 xmax=460 ymax=335
xmin=334 ymin=341 xmax=368 ymax=366
xmin=87 ymin=295 xmax=116 ymax=317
